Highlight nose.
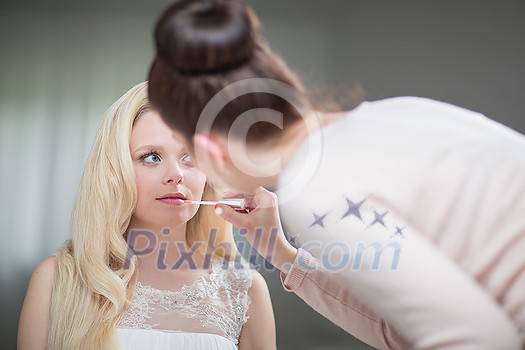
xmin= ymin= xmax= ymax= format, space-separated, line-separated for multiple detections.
xmin=163 ymin=161 xmax=184 ymax=185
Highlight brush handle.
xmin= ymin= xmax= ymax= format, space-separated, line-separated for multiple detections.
xmin=189 ymin=198 xmax=247 ymax=210
xmin=217 ymin=198 xmax=247 ymax=210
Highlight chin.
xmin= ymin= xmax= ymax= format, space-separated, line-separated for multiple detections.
xmin=161 ymin=213 xmax=192 ymax=227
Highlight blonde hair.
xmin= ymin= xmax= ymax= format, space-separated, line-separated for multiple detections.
xmin=47 ymin=82 xmax=235 ymax=349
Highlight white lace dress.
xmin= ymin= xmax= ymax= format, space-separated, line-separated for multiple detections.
xmin=116 ymin=262 xmax=253 ymax=349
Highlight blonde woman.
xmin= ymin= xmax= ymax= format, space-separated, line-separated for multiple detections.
xmin=17 ymin=81 xmax=276 ymax=350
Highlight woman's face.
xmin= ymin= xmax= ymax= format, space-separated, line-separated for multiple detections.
xmin=129 ymin=110 xmax=206 ymax=232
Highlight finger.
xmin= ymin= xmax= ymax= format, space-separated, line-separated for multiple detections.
xmin=252 ymin=187 xmax=279 ymax=209
xmin=222 ymin=190 xmax=256 ymax=209
xmin=215 ymin=204 xmax=251 ymax=229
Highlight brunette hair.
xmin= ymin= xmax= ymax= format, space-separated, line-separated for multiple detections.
xmin=148 ymin=0 xmax=311 ymax=145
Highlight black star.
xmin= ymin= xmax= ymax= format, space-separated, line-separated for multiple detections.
xmin=341 ymin=196 xmax=367 ymax=221
xmin=285 ymin=231 xmax=300 ymax=248
xmin=288 ymin=235 xmax=299 ymax=248
xmin=390 ymin=225 xmax=406 ymax=238
xmin=309 ymin=211 xmax=329 ymax=229
xmin=367 ymin=210 xmax=388 ymax=229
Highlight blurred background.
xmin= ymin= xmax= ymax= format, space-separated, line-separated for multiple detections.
xmin=1 ymin=0 xmax=524 ymax=349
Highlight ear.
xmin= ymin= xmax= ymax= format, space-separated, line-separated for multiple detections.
xmin=193 ymin=133 xmax=228 ymax=173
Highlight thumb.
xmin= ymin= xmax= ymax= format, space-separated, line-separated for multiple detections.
xmin=215 ymin=204 xmax=250 ymax=228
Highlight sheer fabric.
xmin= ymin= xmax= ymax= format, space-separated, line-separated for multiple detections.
xmin=117 ymin=261 xmax=253 ymax=349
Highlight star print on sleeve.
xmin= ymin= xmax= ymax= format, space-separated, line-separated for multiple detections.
xmin=390 ymin=225 xmax=406 ymax=238
xmin=291 ymin=194 xmax=406 ymax=241
xmin=338 ymin=195 xmax=406 ymax=239
xmin=340 ymin=196 xmax=367 ymax=221
xmin=366 ymin=210 xmax=388 ymax=229
xmin=309 ymin=211 xmax=329 ymax=229
xmin=285 ymin=231 xmax=300 ymax=248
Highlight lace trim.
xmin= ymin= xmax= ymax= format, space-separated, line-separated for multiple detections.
xmin=118 ymin=263 xmax=253 ymax=346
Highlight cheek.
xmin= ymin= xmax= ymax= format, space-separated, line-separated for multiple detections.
xmin=186 ymin=169 xmax=206 ymax=197
xmin=134 ymin=167 xmax=156 ymax=200
xmin=134 ymin=168 xmax=147 ymax=193
xmin=193 ymin=158 xmax=217 ymax=182
xmin=192 ymin=163 xmax=226 ymax=194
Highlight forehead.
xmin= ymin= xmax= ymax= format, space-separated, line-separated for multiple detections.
xmin=130 ymin=110 xmax=183 ymax=150
xmin=171 ymin=128 xmax=192 ymax=149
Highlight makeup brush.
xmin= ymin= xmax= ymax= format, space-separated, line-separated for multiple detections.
xmin=184 ymin=198 xmax=247 ymax=210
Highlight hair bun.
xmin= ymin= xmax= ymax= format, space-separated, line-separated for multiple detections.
xmin=154 ymin=0 xmax=257 ymax=75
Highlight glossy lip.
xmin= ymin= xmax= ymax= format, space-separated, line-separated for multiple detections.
xmin=156 ymin=192 xmax=188 ymax=206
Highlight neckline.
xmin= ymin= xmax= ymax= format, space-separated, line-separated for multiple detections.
xmin=134 ymin=261 xmax=226 ymax=295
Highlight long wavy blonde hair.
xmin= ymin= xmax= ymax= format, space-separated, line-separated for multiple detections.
xmin=47 ymin=82 xmax=234 ymax=349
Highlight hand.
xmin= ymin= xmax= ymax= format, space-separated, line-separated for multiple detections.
xmin=215 ymin=187 xmax=297 ymax=272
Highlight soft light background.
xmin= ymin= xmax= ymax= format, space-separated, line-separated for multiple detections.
xmin=1 ymin=1 xmax=524 ymax=349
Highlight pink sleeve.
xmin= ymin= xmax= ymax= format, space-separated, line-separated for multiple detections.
xmin=280 ymin=248 xmax=407 ymax=350
xmin=280 ymin=245 xmax=521 ymax=350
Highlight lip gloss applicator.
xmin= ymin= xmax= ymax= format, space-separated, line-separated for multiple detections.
xmin=184 ymin=198 xmax=247 ymax=210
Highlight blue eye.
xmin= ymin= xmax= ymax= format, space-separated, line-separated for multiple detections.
xmin=140 ymin=152 xmax=162 ymax=164
xmin=181 ymin=154 xmax=193 ymax=165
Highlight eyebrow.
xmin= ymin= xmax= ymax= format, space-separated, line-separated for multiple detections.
xmin=132 ymin=144 xmax=187 ymax=155
xmin=132 ymin=144 xmax=165 ymax=154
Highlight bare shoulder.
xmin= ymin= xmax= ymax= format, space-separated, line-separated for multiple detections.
xmin=28 ymin=256 xmax=57 ymax=294
xmin=25 ymin=256 xmax=57 ymax=298
xmin=246 ymin=271 xmax=273 ymax=318
xmin=239 ymin=270 xmax=276 ymax=350
xmin=248 ymin=270 xmax=270 ymax=295
xmin=18 ymin=256 xmax=57 ymax=350
xmin=34 ymin=256 xmax=57 ymax=280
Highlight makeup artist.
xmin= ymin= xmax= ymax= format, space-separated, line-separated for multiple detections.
xmin=147 ymin=0 xmax=525 ymax=349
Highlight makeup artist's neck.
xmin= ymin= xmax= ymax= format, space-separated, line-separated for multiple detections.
xmin=256 ymin=110 xmax=343 ymax=188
